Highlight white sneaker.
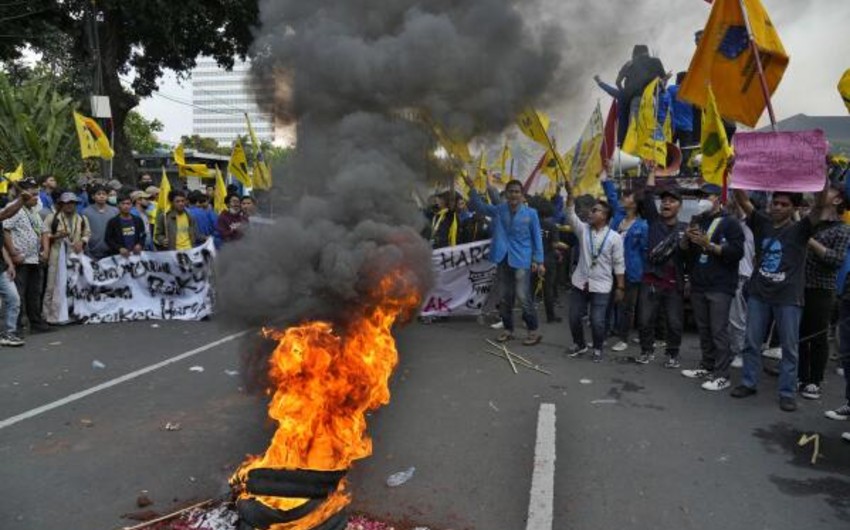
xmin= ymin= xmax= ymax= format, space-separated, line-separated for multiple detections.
xmin=702 ymin=377 xmax=731 ymax=391
xmin=631 ymin=337 xmax=641 ymax=344
xmin=654 ymin=340 xmax=667 ymax=349
xmin=611 ymin=341 xmax=628 ymax=352
xmin=682 ymin=368 xmax=711 ymax=379
xmin=762 ymin=347 xmax=782 ymax=360
xmin=825 ymin=404 xmax=850 ymax=421
xmin=842 ymin=432 xmax=850 ymax=443
xmin=567 ymin=345 xmax=589 ymax=358
xmin=800 ymin=383 xmax=822 ymax=400
xmin=838 ymin=367 xmax=845 ymax=377
xmin=490 ymin=321 xmax=504 ymax=329
xmin=731 ymin=355 xmax=743 ymax=369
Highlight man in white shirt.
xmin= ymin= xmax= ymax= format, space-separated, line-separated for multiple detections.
xmin=564 ymin=180 xmax=626 ymax=362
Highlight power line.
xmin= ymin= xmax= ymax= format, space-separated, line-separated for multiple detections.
xmin=118 ymin=76 xmax=243 ymax=116
xmin=0 ymin=8 xmax=49 ymax=23
xmin=0 ymin=0 xmax=35 ymax=8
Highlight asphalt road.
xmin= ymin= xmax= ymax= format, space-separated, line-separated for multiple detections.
xmin=1 ymin=309 xmax=848 ymax=530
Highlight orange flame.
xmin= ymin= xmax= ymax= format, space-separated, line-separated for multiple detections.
xmin=233 ymin=273 xmax=421 ymax=528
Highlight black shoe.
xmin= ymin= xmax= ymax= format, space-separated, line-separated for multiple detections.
xmin=30 ymin=323 xmax=54 ymax=333
xmin=779 ymin=397 xmax=797 ymax=412
xmin=731 ymin=385 xmax=757 ymax=398
xmin=546 ymin=316 xmax=562 ymax=323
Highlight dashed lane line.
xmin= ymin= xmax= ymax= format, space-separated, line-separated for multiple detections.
xmin=526 ymin=403 xmax=557 ymax=530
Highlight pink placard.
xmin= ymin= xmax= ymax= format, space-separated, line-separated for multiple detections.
xmin=730 ymin=130 xmax=828 ymax=192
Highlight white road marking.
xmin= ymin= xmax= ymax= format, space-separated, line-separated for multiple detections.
xmin=0 ymin=329 xmax=253 ymax=431
xmin=526 ymin=403 xmax=557 ymax=530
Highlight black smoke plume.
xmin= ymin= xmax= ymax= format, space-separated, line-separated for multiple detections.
xmin=216 ymin=1 xmax=565 ymax=329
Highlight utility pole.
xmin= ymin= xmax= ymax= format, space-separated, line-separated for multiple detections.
xmin=85 ymin=0 xmax=111 ymax=181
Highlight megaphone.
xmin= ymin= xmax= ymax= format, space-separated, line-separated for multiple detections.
xmin=655 ymin=142 xmax=682 ymax=176
xmin=610 ymin=149 xmax=641 ymax=174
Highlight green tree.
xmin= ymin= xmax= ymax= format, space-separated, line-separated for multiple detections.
xmin=180 ymin=134 xmax=232 ymax=156
xmin=0 ymin=0 xmax=259 ymax=181
xmin=124 ymin=111 xmax=163 ymax=153
xmin=0 ymin=72 xmax=83 ymax=184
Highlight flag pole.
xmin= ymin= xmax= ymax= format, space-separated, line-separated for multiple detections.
xmin=523 ymin=152 xmax=547 ymax=194
xmin=738 ymin=0 xmax=778 ymax=131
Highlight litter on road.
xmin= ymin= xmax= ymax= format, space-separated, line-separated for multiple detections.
xmin=188 ymin=366 xmax=204 ymax=373
xmin=385 ymin=467 xmax=415 ymax=487
xmin=92 ymin=360 xmax=106 ymax=369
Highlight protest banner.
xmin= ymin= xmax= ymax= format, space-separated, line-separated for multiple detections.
xmin=421 ymin=240 xmax=495 ymax=317
xmin=731 ymin=130 xmax=828 ymax=192
xmin=53 ymin=239 xmax=216 ymax=324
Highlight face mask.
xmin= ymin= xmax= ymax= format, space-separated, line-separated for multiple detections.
xmin=146 ymin=203 xmax=155 ymax=212
xmin=696 ymin=199 xmax=714 ymax=215
xmin=107 ymin=196 xmax=117 ymax=206
xmin=229 ymin=207 xmax=240 ymax=215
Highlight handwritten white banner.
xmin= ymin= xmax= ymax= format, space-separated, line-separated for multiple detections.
xmin=56 ymin=239 xmax=216 ymax=324
xmin=421 ymin=239 xmax=496 ymax=317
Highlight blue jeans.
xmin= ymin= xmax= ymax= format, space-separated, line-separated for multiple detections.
xmin=741 ymin=296 xmax=802 ymax=398
xmin=0 ymin=271 xmax=21 ymax=334
xmin=569 ymin=288 xmax=609 ymax=351
xmin=837 ymin=298 xmax=850 ymax=405
xmin=498 ymin=262 xmax=538 ymax=333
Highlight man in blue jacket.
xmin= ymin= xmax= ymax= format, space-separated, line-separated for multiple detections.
xmin=466 ymin=176 xmax=545 ymax=346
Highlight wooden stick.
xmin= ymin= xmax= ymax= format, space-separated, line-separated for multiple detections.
xmin=497 ymin=345 xmax=552 ymax=376
xmin=121 ymin=499 xmax=215 ymax=530
xmin=504 ymin=347 xmax=518 ymax=374
xmin=737 ymin=0 xmax=778 ymax=130
xmin=484 ymin=349 xmax=551 ymax=375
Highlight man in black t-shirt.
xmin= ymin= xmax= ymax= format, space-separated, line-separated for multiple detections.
xmin=731 ymin=187 xmax=827 ymax=411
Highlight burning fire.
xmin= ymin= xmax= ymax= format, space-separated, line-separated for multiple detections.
xmin=232 ymin=274 xmax=421 ymax=529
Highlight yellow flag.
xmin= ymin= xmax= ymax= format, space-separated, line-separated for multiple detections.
xmin=516 ymin=107 xmax=551 ymax=147
xmin=173 ymin=144 xmax=210 ymax=178
xmin=569 ymin=104 xmax=605 ymax=197
xmin=228 ymin=140 xmax=252 ymax=188
xmin=0 ymin=163 xmax=23 ymax=194
xmin=623 ymin=78 xmax=670 ymax=166
xmin=840 ymin=69 xmax=850 ymax=114
xmin=679 ymin=0 xmax=789 ymax=127
xmin=214 ymin=166 xmax=228 ymax=214
xmin=431 ymin=122 xmax=472 ymax=163
xmin=158 ymin=168 xmax=172 ymax=216
xmin=474 ymin=152 xmax=489 ymax=193
xmin=73 ymin=111 xmax=113 ymax=160
xmin=497 ymin=141 xmax=511 ymax=175
xmin=245 ymin=114 xmax=272 ymax=190
xmin=701 ymin=86 xmax=734 ymax=186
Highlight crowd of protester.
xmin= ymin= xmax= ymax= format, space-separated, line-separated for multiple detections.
xmin=0 ymin=172 xmax=259 ymax=346
xmin=419 ymin=40 xmax=850 ymax=444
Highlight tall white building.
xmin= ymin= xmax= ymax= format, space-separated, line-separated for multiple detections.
xmin=191 ymin=57 xmax=278 ymax=146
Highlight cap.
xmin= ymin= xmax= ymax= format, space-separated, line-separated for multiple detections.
xmin=19 ymin=177 xmax=38 ymax=190
xmin=700 ymin=183 xmax=723 ymax=196
xmin=658 ymin=188 xmax=682 ymax=201
xmin=145 ymin=186 xmax=160 ymax=196
xmin=107 ymin=179 xmax=122 ymax=191
xmin=130 ymin=190 xmax=151 ymax=201
xmin=58 ymin=192 xmax=80 ymax=204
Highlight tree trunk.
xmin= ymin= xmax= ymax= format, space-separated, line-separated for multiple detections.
xmin=102 ymin=73 xmax=139 ymax=184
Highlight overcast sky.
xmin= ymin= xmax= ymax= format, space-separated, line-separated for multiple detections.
xmin=138 ymin=0 xmax=850 ymax=144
